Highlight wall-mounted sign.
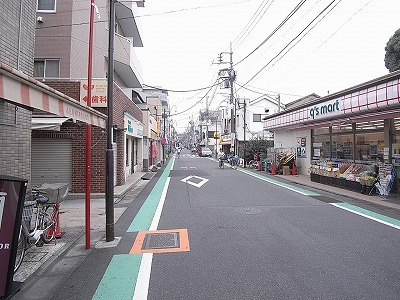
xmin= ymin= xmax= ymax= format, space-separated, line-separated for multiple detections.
xmin=80 ymin=79 xmax=108 ymax=107
xmin=296 ymin=137 xmax=306 ymax=157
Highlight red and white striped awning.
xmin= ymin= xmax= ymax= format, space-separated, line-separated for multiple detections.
xmin=0 ymin=63 xmax=107 ymax=128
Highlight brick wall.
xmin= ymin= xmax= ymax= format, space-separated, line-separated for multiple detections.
xmin=38 ymin=81 xmax=143 ymax=192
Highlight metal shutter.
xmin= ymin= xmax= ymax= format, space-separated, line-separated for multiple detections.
xmin=31 ymin=138 xmax=72 ymax=187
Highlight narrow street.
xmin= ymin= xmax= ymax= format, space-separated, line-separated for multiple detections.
xmin=13 ymin=149 xmax=399 ymax=300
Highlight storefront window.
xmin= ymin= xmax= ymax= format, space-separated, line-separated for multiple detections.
xmin=354 ymin=133 xmax=384 ymax=162
xmin=332 ymin=134 xmax=353 ymax=160
xmin=312 ymin=134 xmax=330 ymax=159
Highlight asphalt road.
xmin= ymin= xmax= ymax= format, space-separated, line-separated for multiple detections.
xmin=14 ymin=149 xmax=400 ymax=299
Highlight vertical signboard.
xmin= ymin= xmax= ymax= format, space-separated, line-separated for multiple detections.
xmin=0 ymin=175 xmax=27 ymax=298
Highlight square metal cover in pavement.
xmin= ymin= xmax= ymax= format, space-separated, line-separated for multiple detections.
xmin=130 ymin=229 xmax=190 ymax=254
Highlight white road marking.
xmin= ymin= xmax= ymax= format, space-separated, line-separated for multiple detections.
xmin=132 ymin=177 xmax=171 ymax=300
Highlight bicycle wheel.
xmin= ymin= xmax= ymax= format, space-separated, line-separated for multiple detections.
xmin=14 ymin=228 xmax=26 ymax=273
xmin=40 ymin=205 xmax=57 ymax=243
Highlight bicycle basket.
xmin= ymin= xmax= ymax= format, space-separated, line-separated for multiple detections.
xmin=37 ymin=183 xmax=69 ymax=203
xmin=22 ymin=201 xmax=36 ymax=222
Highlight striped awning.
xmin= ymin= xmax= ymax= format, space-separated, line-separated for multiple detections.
xmin=0 ymin=63 xmax=107 ymax=128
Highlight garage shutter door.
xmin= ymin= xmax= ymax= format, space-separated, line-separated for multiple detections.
xmin=31 ymin=138 xmax=72 ymax=187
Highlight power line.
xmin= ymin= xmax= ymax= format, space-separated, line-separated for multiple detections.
xmin=235 ymin=0 xmax=307 ymax=66
xmin=237 ymin=0 xmax=338 ymax=92
xmin=232 ymin=0 xmax=275 ymax=50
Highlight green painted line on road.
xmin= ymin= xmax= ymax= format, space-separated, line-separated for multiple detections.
xmin=92 ymin=254 xmax=142 ymax=300
xmin=127 ymin=158 xmax=174 ymax=232
xmin=331 ymin=202 xmax=400 ymax=229
xmin=238 ymin=168 xmax=320 ymax=196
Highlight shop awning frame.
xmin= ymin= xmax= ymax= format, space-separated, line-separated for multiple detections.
xmin=0 ymin=63 xmax=107 ymax=128
xmin=31 ymin=117 xmax=71 ymax=131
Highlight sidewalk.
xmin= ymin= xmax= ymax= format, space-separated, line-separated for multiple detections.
xmin=271 ymin=173 xmax=400 ymax=211
xmin=12 ymin=170 xmax=154 ymax=289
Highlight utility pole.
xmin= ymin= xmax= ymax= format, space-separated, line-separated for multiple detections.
xmin=105 ymin=0 xmax=115 ymax=242
xmin=216 ymin=43 xmax=236 ymax=154
xmin=163 ymin=108 xmax=166 ymax=163
xmin=243 ymin=99 xmax=246 ymax=167
xmin=229 ymin=44 xmax=235 ymax=155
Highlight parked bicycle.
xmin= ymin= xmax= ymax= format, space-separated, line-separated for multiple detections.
xmin=14 ymin=183 xmax=68 ymax=273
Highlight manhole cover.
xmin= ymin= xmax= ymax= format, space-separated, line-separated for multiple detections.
xmin=141 ymin=232 xmax=180 ymax=250
xmin=234 ymin=207 xmax=261 ymax=215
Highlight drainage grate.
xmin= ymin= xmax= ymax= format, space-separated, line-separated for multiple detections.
xmin=141 ymin=232 xmax=180 ymax=250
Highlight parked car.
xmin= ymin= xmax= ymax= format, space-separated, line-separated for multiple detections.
xmin=200 ymin=147 xmax=212 ymax=157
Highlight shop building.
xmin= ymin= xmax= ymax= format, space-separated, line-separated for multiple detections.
xmin=263 ymin=71 xmax=400 ymax=195
xmin=0 ymin=1 xmax=106 ymax=189
xmin=31 ymin=1 xmax=145 ymax=193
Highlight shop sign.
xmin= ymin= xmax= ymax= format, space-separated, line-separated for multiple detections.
xmin=124 ymin=114 xmax=144 ymax=138
xmin=296 ymin=137 xmax=306 ymax=157
xmin=309 ymin=99 xmax=341 ymax=120
xmin=0 ymin=177 xmax=27 ymax=298
xmin=80 ymin=79 xmax=108 ymax=107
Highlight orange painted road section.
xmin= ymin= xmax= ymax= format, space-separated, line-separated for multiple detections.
xmin=130 ymin=229 xmax=190 ymax=254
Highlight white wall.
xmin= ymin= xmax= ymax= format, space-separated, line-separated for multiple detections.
xmin=274 ymin=129 xmax=311 ymax=175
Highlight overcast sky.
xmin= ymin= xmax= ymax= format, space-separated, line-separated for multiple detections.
xmin=135 ymin=0 xmax=400 ymax=132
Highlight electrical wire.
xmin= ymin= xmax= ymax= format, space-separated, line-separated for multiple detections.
xmin=237 ymin=0 xmax=338 ymax=92
xmin=232 ymin=0 xmax=275 ymax=50
xmin=168 ymin=78 xmax=222 ymax=117
xmin=235 ymin=0 xmax=307 ymax=66
xmin=256 ymin=0 xmax=343 ymax=81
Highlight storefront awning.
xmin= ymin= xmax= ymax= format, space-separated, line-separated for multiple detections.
xmin=32 ymin=117 xmax=70 ymax=131
xmin=0 ymin=63 xmax=107 ymax=128
xmin=220 ymin=139 xmax=231 ymax=145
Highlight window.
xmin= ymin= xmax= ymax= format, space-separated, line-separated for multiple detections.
xmin=253 ymin=114 xmax=261 ymax=122
xmin=34 ymin=59 xmax=60 ymax=78
xmin=37 ymin=0 xmax=56 ymax=12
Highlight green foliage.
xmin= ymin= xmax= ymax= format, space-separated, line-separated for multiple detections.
xmin=385 ymin=29 xmax=400 ymax=72
xmin=244 ymin=138 xmax=273 ymax=161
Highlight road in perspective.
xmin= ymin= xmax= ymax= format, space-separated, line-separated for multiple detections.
xmin=11 ymin=149 xmax=400 ymax=299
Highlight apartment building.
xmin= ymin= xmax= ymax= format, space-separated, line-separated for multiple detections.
xmin=32 ymin=0 xmax=146 ymax=192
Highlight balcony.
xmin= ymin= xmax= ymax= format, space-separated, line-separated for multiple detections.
xmin=115 ymin=1 xmax=143 ymax=46
xmin=114 ymin=34 xmax=144 ymax=88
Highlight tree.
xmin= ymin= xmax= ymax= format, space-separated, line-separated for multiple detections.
xmin=384 ymin=28 xmax=400 ymax=72
xmin=244 ymin=138 xmax=273 ymax=162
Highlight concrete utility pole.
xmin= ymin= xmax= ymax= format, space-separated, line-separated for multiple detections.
xmin=243 ymin=99 xmax=246 ymax=167
xmin=105 ymin=0 xmax=115 ymax=242
xmin=216 ymin=43 xmax=236 ymax=153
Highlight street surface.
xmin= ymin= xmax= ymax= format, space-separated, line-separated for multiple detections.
xmin=12 ymin=149 xmax=400 ymax=299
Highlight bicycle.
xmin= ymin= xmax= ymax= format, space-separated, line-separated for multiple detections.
xmin=14 ymin=184 xmax=68 ymax=273
xmin=228 ymin=156 xmax=239 ymax=169
xmin=218 ymin=157 xmax=225 ymax=169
